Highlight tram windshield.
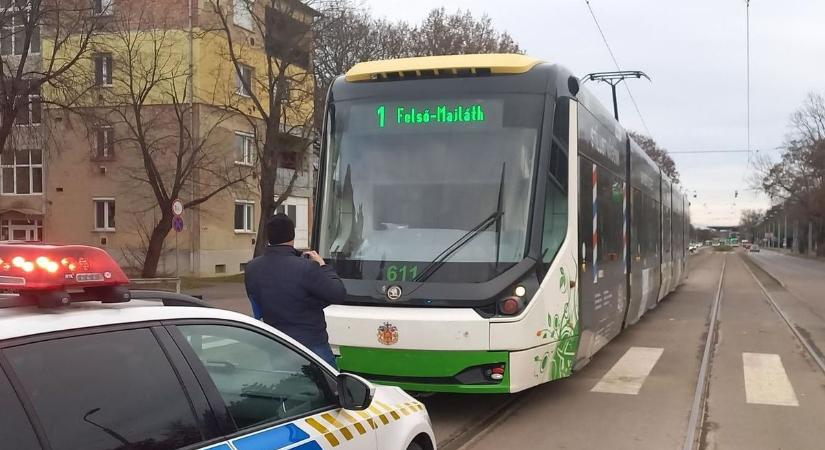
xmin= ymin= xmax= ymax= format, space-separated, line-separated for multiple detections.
xmin=318 ymin=93 xmax=544 ymax=283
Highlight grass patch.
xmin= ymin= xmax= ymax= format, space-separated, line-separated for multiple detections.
xmin=714 ymin=245 xmax=733 ymax=252
xmin=181 ymin=273 xmax=245 ymax=289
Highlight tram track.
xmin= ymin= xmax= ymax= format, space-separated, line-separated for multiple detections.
xmin=741 ymin=255 xmax=825 ymax=376
xmin=683 ymin=252 xmax=825 ymax=450
xmin=682 ymin=254 xmax=727 ymax=450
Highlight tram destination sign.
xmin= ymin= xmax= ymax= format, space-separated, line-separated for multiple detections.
xmin=349 ymin=99 xmax=504 ymax=132
xmin=377 ymin=104 xmax=486 ymax=128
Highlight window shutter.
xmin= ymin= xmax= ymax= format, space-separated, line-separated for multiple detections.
xmin=106 ymin=129 xmax=114 ymax=157
xmin=95 ymin=57 xmax=103 ymax=85
xmin=96 ymin=129 xmax=104 ymax=157
xmin=235 ymin=134 xmax=244 ymax=161
xmin=30 ymin=24 xmax=40 ymax=53
xmin=30 ymin=96 xmax=41 ymax=124
xmin=105 ymin=56 xmax=112 ymax=84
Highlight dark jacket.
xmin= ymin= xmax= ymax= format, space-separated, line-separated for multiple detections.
xmin=244 ymin=245 xmax=347 ymax=347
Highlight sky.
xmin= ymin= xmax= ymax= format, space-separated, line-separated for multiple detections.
xmin=360 ymin=0 xmax=825 ymax=227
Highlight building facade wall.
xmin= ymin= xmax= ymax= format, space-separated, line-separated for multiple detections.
xmin=13 ymin=0 xmax=318 ymax=278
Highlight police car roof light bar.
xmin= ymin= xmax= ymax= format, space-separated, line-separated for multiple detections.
xmin=0 ymin=244 xmax=129 ymax=292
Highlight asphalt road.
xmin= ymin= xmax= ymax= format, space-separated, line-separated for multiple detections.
xmin=194 ymin=250 xmax=825 ymax=449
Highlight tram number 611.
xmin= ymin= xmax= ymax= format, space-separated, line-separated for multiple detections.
xmin=386 ymin=264 xmax=418 ymax=282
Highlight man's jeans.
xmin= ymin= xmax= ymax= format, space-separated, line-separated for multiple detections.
xmin=309 ymin=342 xmax=338 ymax=369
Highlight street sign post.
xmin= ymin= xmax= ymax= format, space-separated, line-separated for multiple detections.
xmin=171 ymin=199 xmax=184 ymax=277
xmin=172 ymin=199 xmax=184 ymax=217
xmin=172 ymin=215 xmax=184 ymax=232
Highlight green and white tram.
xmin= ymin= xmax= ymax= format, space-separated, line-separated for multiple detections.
xmin=313 ymin=54 xmax=689 ymax=393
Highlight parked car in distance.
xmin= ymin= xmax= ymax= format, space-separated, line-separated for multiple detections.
xmin=750 ymin=244 xmax=761 ymax=253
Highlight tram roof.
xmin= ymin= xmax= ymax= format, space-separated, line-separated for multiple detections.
xmin=345 ymin=54 xmax=544 ymax=82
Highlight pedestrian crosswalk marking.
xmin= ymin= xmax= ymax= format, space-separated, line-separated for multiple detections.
xmin=742 ymin=352 xmax=799 ymax=407
xmin=591 ymin=346 xmax=664 ymax=395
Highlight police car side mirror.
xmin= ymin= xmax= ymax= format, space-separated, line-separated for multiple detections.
xmin=337 ymin=373 xmax=375 ymax=411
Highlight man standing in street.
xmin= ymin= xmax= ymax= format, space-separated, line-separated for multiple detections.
xmin=244 ymin=213 xmax=346 ymax=367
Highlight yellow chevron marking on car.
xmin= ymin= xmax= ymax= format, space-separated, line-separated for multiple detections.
xmin=340 ymin=410 xmax=368 ymax=435
xmin=373 ymin=400 xmax=397 ymax=425
xmin=321 ymin=413 xmax=354 ymax=441
xmin=369 ymin=403 xmax=392 ymax=424
xmin=354 ymin=410 xmax=378 ymax=429
xmin=375 ymin=400 xmax=401 ymax=420
xmin=399 ymin=405 xmax=411 ymax=416
xmin=305 ymin=417 xmax=340 ymax=447
xmin=374 ymin=401 xmax=401 ymax=421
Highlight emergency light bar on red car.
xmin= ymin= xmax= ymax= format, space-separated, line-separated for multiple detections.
xmin=0 ymin=244 xmax=129 ymax=291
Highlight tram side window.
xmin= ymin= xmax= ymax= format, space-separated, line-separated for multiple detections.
xmin=542 ymin=179 xmax=567 ymax=263
xmin=542 ymin=99 xmax=570 ymax=263
xmin=597 ymin=169 xmax=623 ymax=265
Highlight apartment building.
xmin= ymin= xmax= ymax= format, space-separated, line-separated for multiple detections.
xmin=1 ymin=0 xmax=317 ymax=276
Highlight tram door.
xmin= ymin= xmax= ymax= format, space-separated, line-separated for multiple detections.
xmin=577 ymin=157 xmax=627 ymax=361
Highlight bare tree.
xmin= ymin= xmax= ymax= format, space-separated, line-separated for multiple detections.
xmin=408 ymin=8 xmax=522 ymax=56
xmin=0 ymin=0 xmax=100 ymax=152
xmin=73 ymin=6 xmax=251 ymax=277
xmin=314 ymin=2 xmax=522 ymax=104
xmin=738 ymin=209 xmax=763 ymax=242
xmin=628 ymin=130 xmax=680 ymax=184
xmin=754 ymin=92 xmax=825 ymax=254
xmin=207 ymin=0 xmax=318 ymax=256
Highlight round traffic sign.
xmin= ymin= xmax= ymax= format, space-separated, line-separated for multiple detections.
xmin=172 ymin=215 xmax=184 ymax=232
xmin=172 ymin=199 xmax=184 ymax=216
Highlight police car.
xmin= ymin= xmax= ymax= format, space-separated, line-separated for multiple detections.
xmin=0 ymin=244 xmax=435 ymax=450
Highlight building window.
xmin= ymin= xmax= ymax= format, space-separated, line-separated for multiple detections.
xmin=276 ymin=204 xmax=296 ymax=224
xmin=233 ymin=0 xmax=254 ymax=30
xmin=94 ymin=0 xmax=113 ymax=15
xmin=94 ymin=126 xmax=114 ymax=160
xmin=234 ymin=201 xmax=254 ymax=232
xmin=279 ymin=151 xmax=299 ymax=170
xmin=235 ymin=132 xmax=254 ymax=165
xmin=93 ymin=198 xmax=115 ymax=231
xmin=15 ymin=91 xmax=41 ymax=126
xmin=236 ymin=64 xmax=253 ymax=97
xmin=215 ymin=264 xmax=227 ymax=274
xmin=1 ymin=148 xmax=42 ymax=194
xmin=0 ymin=0 xmax=40 ymax=56
xmin=94 ymin=54 xmax=113 ymax=86
xmin=1 ymin=218 xmax=42 ymax=242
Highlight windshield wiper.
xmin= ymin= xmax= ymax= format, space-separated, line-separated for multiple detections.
xmin=413 ymin=164 xmax=506 ymax=283
xmin=412 ymin=211 xmax=503 ymax=283
xmin=494 ymin=163 xmax=506 ymax=269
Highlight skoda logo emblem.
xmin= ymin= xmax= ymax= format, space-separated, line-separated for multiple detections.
xmin=386 ymin=285 xmax=402 ymax=301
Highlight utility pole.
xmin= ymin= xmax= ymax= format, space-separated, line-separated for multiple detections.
xmin=582 ymin=71 xmax=650 ymax=121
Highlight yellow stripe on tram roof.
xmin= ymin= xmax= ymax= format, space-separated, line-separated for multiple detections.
xmin=345 ymin=53 xmax=544 ymax=82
